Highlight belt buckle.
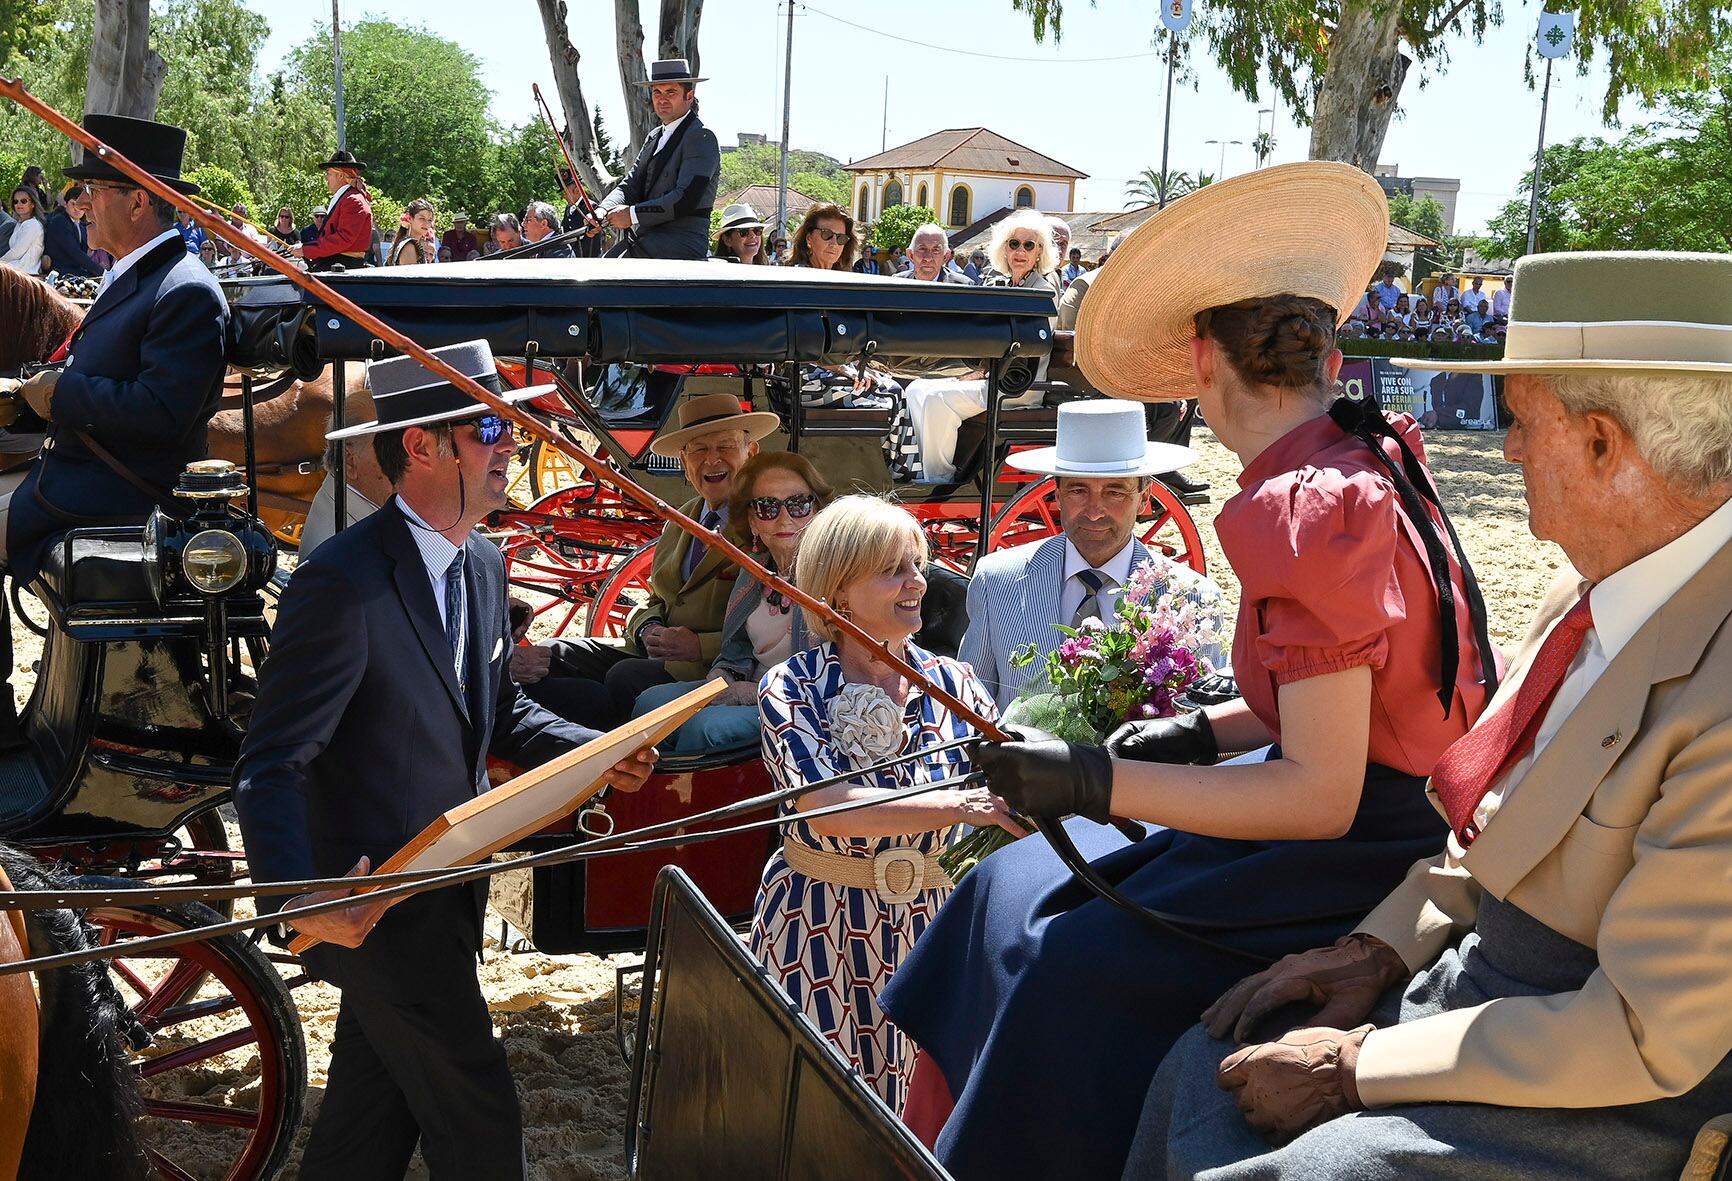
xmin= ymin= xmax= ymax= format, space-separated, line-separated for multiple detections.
xmin=873 ymin=848 xmax=925 ymax=904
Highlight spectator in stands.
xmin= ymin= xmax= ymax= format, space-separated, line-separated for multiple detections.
xmin=1432 ymin=274 xmax=1459 ymax=308
xmin=962 ymin=250 xmax=983 ymax=284
xmin=271 ymin=206 xmax=298 ymax=246
xmin=490 ymin=211 xmax=523 ymax=252
xmin=898 ymin=224 xmax=969 ymax=285
xmin=1371 ymin=268 xmax=1402 ymax=310
xmin=1060 ymin=246 xmax=1085 ymax=290
xmin=1443 ymin=296 xmax=1464 ymax=327
xmin=1389 ymin=292 xmax=1414 ymax=331
xmin=629 ymin=452 xmax=838 ymax=752
xmin=1462 ymin=274 xmax=1488 ymax=312
xmin=44 ymin=184 xmax=102 ymax=277
xmin=1464 ymin=298 xmax=1491 ymax=334
xmin=18 ymin=166 xmax=51 ymax=216
xmin=387 ymin=197 xmax=438 ymax=266
xmin=171 ymin=207 xmax=204 ymax=255
xmin=770 ymin=236 xmax=789 ymax=263
xmin=1491 ymin=275 xmax=1512 ymax=320
xmin=1412 ymin=295 xmax=1433 ymax=328
xmin=713 ymin=203 xmax=770 ymax=264
xmin=441 ymin=212 xmax=479 ymax=263
xmin=198 ymin=239 xmax=220 ymax=272
xmin=2 ymin=187 xmax=46 ymax=274
xmin=888 ymin=245 xmax=909 ymax=275
xmin=852 ymin=244 xmax=883 ymax=275
xmin=788 ymin=202 xmax=857 ymax=271
xmin=230 ymin=204 xmax=267 ymax=251
xmin=300 ymin=205 xmax=326 ymax=247
xmin=521 ymin=200 xmax=575 ymax=259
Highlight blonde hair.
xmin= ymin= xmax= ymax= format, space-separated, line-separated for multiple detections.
xmin=989 ymin=210 xmax=1058 ymax=279
xmin=796 ymin=496 xmax=928 ymax=643
xmin=1545 ymin=371 xmax=1732 ymax=498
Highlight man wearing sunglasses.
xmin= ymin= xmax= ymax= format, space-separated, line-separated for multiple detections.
xmin=235 ymin=338 xmax=654 ymax=1180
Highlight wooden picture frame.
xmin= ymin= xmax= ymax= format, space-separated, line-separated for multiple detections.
xmin=288 ymin=678 xmax=727 ymax=953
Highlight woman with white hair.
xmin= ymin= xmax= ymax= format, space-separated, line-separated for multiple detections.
xmin=984 ymin=210 xmax=1057 ymax=295
xmin=750 ymin=495 xmax=1021 ymax=1113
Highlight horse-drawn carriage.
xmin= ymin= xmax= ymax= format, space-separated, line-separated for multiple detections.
xmin=3 ymin=259 xmax=1207 ymax=1179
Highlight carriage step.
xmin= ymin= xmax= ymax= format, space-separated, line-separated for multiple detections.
xmin=0 ymin=747 xmax=50 ymax=826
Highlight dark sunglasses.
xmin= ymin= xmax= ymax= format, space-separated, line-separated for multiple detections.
xmin=1006 ymin=238 xmax=1042 ymax=251
xmin=809 ymin=226 xmax=849 ymax=244
xmin=10 ymin=198 xmax=30 ymax=206
xmin=466 ymin=415 xmax=521 ymax=445
xmin=750 ymin=493 xmax=817 ymax=522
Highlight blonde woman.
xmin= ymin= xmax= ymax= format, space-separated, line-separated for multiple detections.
xmin=751 ymin=496 xmax=1021 ymax=1112
xmin=984 ymin=210 xmax=1057 ymax=294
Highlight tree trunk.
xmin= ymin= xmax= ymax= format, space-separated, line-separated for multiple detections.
xmin=657 ymin=0 xmax=704 ymax=74
xmin=533 ymin=0 xmax=615 ymax=195
xmin=1307 ymin=0 xmax=1409 ymax=172
xmin=616 ymin=0 xmax=655 ymax=159
xmin=85 ymin=0 xmax=166 ymax=122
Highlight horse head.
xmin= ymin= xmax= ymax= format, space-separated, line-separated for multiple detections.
xmin=0 ymin=267 xmax=83 ymax=374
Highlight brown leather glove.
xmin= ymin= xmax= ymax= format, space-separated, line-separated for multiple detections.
xmin=1218 ymin=1024 xmax=1372 ymax=1142
xmin=18 ymin=369 xmax=57 ymax=421
xmin=1202 ymin=932 xmax=1407 ymax=1043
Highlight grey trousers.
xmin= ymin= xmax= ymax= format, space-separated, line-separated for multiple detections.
xmin=1130 ymin=899 xmax=1732 ymax=1181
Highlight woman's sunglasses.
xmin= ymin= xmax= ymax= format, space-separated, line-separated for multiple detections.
xmin=809 ymin=226 xmax=849 ymax=244
xmin=1006 ymin=238 xmax=1041 ymax=251
xmin=750 ymin=493 xmax=817 ymax=522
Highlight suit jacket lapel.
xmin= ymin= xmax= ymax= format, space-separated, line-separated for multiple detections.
xmin=1466 ymin=538 xmax=1732 ymax=893
xmin=382 ymin=500 xmax=470 ymax=722
xmin=72 ymin=235 xmax=185 ymax=340
xmin=1013 ymin=537 xmax=1068 ymax=662
xmin=641 ymin=116 xmax=696 ymax=194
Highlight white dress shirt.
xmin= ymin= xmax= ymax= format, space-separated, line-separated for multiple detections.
xmin=629 ymin=112 xmax=690 ymax=231
xmin=1491 ymin=286 xmax=1512 ymax=317
xmin=396 ymin=498 xmax=466 ymax=639
xmin=1474 ymin=493 xmax=1732 ymax=831
xmin=97 ymin=227 xmax=182 ymax=295
xmin=1058 ymin=535 xmax=1138 ymax=625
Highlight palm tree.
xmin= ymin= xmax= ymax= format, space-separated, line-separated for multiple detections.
xmin=1253 ymin=131 xmax=1277 ymax=169
xmin=1123 ymin=168 xmax=1208 ymax=208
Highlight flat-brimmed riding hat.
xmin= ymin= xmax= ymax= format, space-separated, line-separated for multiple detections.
xmin=316 ymin=148 xmax=368 ymax=173
xmin=649 ymin=390 xmax=780 ymax=457
xmin=327 ymin=339 xmax=553 ymax=440
xmin=63 ymin=114 xmax=202 ymax=194
xmin=1077 ymin=161 xmax=1389 ymax=402
xmin=717 ymin=203 xmax=766 ymax=234
xmin=636 ymin=58 xmax=707 ymax=85
xmin=1005 ymin=401 xmax=1196 ymax=479
xmin=1390 ymin=252 xmax=1732 ymax=378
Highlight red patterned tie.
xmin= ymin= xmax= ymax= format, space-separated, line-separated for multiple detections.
xmin=1430 ymin=594 xmax=1594 ymax=846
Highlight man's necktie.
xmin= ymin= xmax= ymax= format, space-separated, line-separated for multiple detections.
xmin=684 ymin=509 xmax=720 ymax=580
xmin=444 ymin=551 xmax=468 ymax=693
xmin=1430 ymin=594 xmax=1594 ymax=845
xmin=1070 ymin=568 xmax=1111 ymax=628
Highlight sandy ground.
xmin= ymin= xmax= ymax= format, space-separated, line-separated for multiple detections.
xmin=30 ymin=424 xmax=1559 ymax=1180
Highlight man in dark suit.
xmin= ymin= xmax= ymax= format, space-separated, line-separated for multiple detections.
xmin=558 ymin=170 xmax=603 ymax=259
xmin=589 ymin=58 xmax=719 ymax=260
xmin=233 ymin=340 xmax=655 ymax=1180
xmin=41 ymin=183 xmax=102 ymax=276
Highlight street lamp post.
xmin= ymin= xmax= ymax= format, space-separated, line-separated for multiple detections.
xmin=1204 ymin=138 xmax=1243 ymax=180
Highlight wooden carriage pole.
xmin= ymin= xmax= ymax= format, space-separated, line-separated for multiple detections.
xmin=0 ymin=76 xmax=1009 ymax=743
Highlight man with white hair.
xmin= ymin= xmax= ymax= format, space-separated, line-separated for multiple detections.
xmin=519 ymin=200 xmax=574 ymax=259
xmin=897 ymin=223 xmax=970 ymax=284
xmin=1132 ymin=251 xmax=1732 ymax=1181
xmin=1048 ymin=217 xmax=1074 ymax=287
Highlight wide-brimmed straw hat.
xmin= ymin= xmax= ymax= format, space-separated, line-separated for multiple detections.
xmin=1391 ymin=252 xmax=1732 ymax=378
xmin=650 ymin=390 xmax=780 ymax=457
xmin=328 ymin=339 xmax=553 ymax=440
xmin=1005 ymin=401 xmax=1196 ymax=479
xmin=1076 ymin=161 xmax=1389 ymax=402
xmin=717 ymin=203 xmax=766 ymax=234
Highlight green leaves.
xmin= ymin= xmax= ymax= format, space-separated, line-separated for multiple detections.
xmin=871 ymin=204 xmax=942 ymax=252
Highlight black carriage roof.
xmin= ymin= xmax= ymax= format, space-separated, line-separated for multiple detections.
xmin=223 ymin=258 xmax=1056 ymax=370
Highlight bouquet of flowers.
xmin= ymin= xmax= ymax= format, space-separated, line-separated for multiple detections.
xmin=939 ymin=560 xmax=1227 ymax=880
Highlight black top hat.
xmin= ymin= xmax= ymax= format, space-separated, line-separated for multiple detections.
xmin=63 ymin=114 xmax=201 ymax=194
xmin=315 ymin=148 xmax=368 ymax=173
xmin=327 ymin=340 xmax=553 ymax=440
xmin=635 ymin=58 xmax=708 ymax=85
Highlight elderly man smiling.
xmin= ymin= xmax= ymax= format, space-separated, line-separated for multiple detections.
xmin=513 ymin=387 xmax=779 ymax=725
xmin=1130 ymin=251 xmax=1732 ymax=1181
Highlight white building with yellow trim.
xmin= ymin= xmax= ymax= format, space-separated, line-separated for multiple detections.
xmin=844 ymin=128 xmax=1087 ymax=232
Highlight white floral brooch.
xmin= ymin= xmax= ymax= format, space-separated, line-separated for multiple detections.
xmin=827 ymin=683 xmax=905 ymax=766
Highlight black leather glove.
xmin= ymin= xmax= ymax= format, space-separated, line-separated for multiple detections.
xmin=972 ymin=729 xmax=1114 ymax=824
xmin=1105 ymin=709 xmax=1219 ymax=765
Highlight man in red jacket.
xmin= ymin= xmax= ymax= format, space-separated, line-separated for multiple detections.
xmin=290 ymin=149 xmax=373 ymax=271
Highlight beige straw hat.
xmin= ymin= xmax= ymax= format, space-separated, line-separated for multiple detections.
xmin=1076 ymin=161 xmax=1390 ymax=402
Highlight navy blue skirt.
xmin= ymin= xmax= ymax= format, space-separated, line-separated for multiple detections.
xmin=878 ymin=753 xmax=1448 ymax=1181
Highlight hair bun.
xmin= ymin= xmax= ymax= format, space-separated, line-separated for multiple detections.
xmin=1197 ymin=295 xmax=1337 ymax=390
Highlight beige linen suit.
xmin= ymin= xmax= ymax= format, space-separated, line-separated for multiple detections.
xmin=1352 ymin=538 xmax=1732 ymax=1109
xmin=623 ymin=495 xmax=738 ymax=682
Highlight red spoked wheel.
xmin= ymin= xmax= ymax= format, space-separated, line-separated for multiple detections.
xmin=496 ymin=483 xmax=663 ymax=637
xmin=585 ymin=543 xmax=656 ymax=639
xmin=88 ymin=893 xmax=306 ymax=1181
xmin=986 ymin=477 xmax=1207 ymax=575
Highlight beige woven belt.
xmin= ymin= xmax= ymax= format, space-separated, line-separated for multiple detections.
xmin=781 ymin=839 xmax=953 ymax=904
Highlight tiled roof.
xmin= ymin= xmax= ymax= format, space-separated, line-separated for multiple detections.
xmin=715 ymin=185 xmax=822 ymax=221
xmin=949 ymin=206 xmax=1159 ymax=260
xmin=844 ymin=128 xmax=1087 ymax=180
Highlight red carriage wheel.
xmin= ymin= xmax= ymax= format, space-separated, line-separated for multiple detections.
xmin=87 ymin=893 xmax=306 ymax=1181
xmin=586 ymin=543 xmax=656 ymax=639
xmin=986 ymin=477 xmax=1207 ymax=575
xmin=496 ymin=483 xmax=662 ymax=638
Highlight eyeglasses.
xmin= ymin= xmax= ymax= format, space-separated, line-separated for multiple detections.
xmin=466 ymin=415 xmax=521 ymax=446
xmin=85 ymin=182 xmax=136 ymax=194
xmin=1006 ymin=238 xmax=1041 ymax=252
xmin=809 ymin=226 xmax=848 ymax=244
xmin=749 ymin=493 xmax=817 ymax=522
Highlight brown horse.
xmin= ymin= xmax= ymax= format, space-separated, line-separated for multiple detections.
xmin=0 ymin=263 xmax=373 ymax=542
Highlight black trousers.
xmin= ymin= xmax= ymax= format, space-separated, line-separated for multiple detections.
xmin=537 ymin=638 xmax=677 ymax=726
xmin=298 ymin=891 xmax=525 ymax=1180
xmin=1146 ymin=399 xmax=1197 ymax=448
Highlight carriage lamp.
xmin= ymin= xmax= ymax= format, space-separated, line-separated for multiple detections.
xmin=142 ymin=460 xmax=278 ymax=603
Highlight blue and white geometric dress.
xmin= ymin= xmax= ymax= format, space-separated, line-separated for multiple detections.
xmin=749 ymin=641 xmax=995 ymax=1112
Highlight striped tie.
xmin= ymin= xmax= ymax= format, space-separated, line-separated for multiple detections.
xmin=1070 ymin=568 xmax=1110 ymax=628
xmin=444 ymin=552 xmax=468 ymax=693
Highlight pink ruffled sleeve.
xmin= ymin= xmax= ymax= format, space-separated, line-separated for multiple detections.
xmin=1241 ymin=469 xmax=1406 ymax=685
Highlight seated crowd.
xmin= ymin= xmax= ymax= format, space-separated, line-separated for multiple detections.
xmin=1347 ymin=263 xmax=1514 ymax=344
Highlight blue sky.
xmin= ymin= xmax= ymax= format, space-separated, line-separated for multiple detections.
xmin=252 ymin=0 xmax=1652 ymax=234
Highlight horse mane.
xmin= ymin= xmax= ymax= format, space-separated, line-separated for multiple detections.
xmin=0 ymin=267 xmax=83 ymax=373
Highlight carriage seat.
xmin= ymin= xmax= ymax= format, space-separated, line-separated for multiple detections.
xmin=34 ymin=534 xmax=154 ymax=608
xmin=916 ymin=563 xmax=969 ymax=661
